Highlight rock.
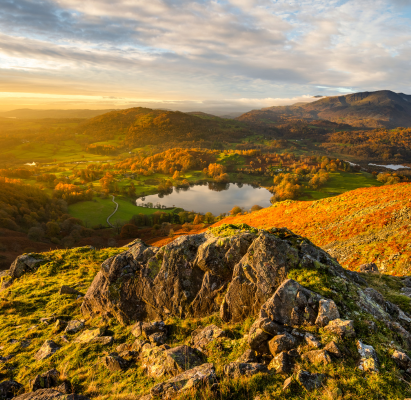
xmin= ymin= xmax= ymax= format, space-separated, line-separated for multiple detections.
xmin=116 ymin=343 xmax=132 ymax=353
xmin=324 ymin=319 xmax=356 ymax=338
xmin=359 ymin=263 xmax=379 ymax=273
xmin=149 ymin=332 xmax=167 ymax=346
xmin=30 ymin=369 xmax=60 ymax=392
xmin=150 ymin=363 xmax=216 ymax=399
xmin=259 ymin=279 xmax=323 ymax=328
xmin=357 ymin=340 xmax=379 ymax=372
xmin=74 ymin=327 xmax=105 ymax=343
xmin=118 ymin=350 xmax=139 ymax=362
xmin=223 ymin=362 xmax=268 ymax=378
xmin=10 ymin=254 xmax=43 ymax=279
xmin=315 ymin=299 xmax=340 ymax=327
xmin=220 ymin=231 xmax=298 ymax=322
xmin=392 ymin=350 xmax=411 ymax=369
xmin=403 ymin=277 xmax=411 ymax=288
xmin=296 ymin=370 xmax=326 ymax=391
xmin=65 ymin=320 xmax=84 ymax=334
xmin=305 ymin=332 xmax=322 ymax=348
xmin=56 ymin=381 xmax=72 ymax=394
xmin=0 ymin=380 xmax=23 ymax=399
xmin=248 ymin=318 xmax=285 ymax=354
xmin=283 ymin=376 xmax=293 ymax=391
xmin=132 ymin=321 xmax=167 ymax=338
xmin=268 ymin=351 xmax=295 ymax=374
xmin=236 ymin=349 xmax=258 ymax=363
xmin=53 ymin=320 xmax=67 ymax=333
xmin=34 ymin=341 xmax=61 ymax=361
xmin=302 ymin=349 xmax=332 ymax=365
xmin=324 ymin=341 xmax=342 ymax=357
xmin=131 ymin=338 xmax=149 ymax=353
xmin=191 ymin=324 xmax=226 ymax=352
xmin=102 ymin=353 xmax=129 ymax=371
xmin=81 ymin=228 xmax=341 ymax=325
xmin=13 ymin=388 xmax=90 ymax=400
xmin=268 ymin=333 xmax=296 ymax=356
xmin=0 ymin=277 xmax=13 ymax=292
xmin=59 ymin=286 xmax=81 ymax=296
xmin=140 ymin=345 xmax=203 ymax=378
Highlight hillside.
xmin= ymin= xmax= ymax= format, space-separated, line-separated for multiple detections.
xmin=238 ymin=90 xmax=411 ymax=129
xmin=78 ymin=107 xmax=252 ymax=146
xmin=164 ymin=183 xmax=411 ymax=276
xmin=1 ymin=226 xmax=411 ymax=399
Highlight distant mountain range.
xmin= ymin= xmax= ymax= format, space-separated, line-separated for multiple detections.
xmin=237 ymin=90 xmax=411 ymax=129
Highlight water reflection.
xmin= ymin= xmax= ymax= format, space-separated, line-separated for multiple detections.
xmin=137 ymin=183 xmax=272 ymax=215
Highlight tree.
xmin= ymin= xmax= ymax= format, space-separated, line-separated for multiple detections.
xmin=251 ymin=205 xmax=263 ymax=212
xmin=204 ymin=212 xmax=214 ymax=224
xmin=230 ymin=206 xmax=242 ymax=215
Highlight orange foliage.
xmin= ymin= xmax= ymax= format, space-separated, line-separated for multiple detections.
xmin=212 ymin=183 xmax=411 ymax=275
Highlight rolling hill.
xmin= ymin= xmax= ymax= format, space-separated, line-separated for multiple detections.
xmin=237 ymin=90 xmax=411 ymax=129
xmin=78 ymin=107 xmax=253 ymax=146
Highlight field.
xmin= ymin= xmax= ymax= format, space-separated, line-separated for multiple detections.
xmin=68 ymin=196 xmax=176 ymax=227
xmin=301 ymin=171 xmax=381 ymax=200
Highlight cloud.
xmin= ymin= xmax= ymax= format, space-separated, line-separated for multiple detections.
xmin=0 ymin=0 xmax=411 ymax=111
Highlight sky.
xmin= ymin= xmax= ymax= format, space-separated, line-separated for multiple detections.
xmin=1 ymin=0 xmax=411 ymax=114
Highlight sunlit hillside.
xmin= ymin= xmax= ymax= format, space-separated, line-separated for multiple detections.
xmin=205 ymin=183 xmax=411 ymax=275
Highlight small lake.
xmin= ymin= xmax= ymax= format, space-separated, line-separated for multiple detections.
xmin=368 ymin=163 xmax=410 ymax=170
xmin=138 ymin=183 xmax=272 ymax=215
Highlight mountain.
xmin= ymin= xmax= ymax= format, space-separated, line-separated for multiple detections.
xmin=0 ymin=109 xmax=116 ymax=119
xmin=237 ymin=90 xmax=411 ymax=128
xmin=78 ymin=107 xmax=252 ymax=146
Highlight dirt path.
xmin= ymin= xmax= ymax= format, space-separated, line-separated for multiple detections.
xmin=107 ymin=195 xmax=119 ymax=227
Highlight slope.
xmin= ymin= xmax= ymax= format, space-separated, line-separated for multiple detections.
xmin=78 ymin=107 xmax=252 ymax=145
xmin=238 ymin=90 xmax=411 ymax=129
xmin=211 ymin=183 xmax=411 ymax=275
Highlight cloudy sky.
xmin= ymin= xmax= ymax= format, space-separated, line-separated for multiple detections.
xmin=1 ymin=0 xmax=411 ymax=113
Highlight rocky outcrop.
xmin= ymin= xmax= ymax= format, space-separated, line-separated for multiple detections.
xmin=81 ymin=228 xmax=341 ymax=324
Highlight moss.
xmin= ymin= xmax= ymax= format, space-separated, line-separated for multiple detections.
xmin=209 ymin=223 xmax=258 ymax=238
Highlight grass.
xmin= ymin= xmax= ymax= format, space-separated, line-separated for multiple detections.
xmin=68 ymin=196 xmax=176 ymax=227
xmin=0 ymin=245 xmax=410 ymax=400
xmin=301 ymin=171 xmax=381 ymax=200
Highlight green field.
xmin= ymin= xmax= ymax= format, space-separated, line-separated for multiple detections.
xmin=301 ymin=171 xmax=382 ymax=200
xmin=68 ymin=196 xmax=176 ymax=227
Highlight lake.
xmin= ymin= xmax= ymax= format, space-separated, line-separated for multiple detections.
xmin=138 ymin=183 xmax=272 ymax=215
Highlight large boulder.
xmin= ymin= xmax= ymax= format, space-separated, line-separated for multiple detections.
xmin=357 ymin=340 xmax=379 ymax=372
xmin=259 ymin=279 xmax=323 ymax=327
xmin=80 ymin=227 xmax=341 ymax=325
